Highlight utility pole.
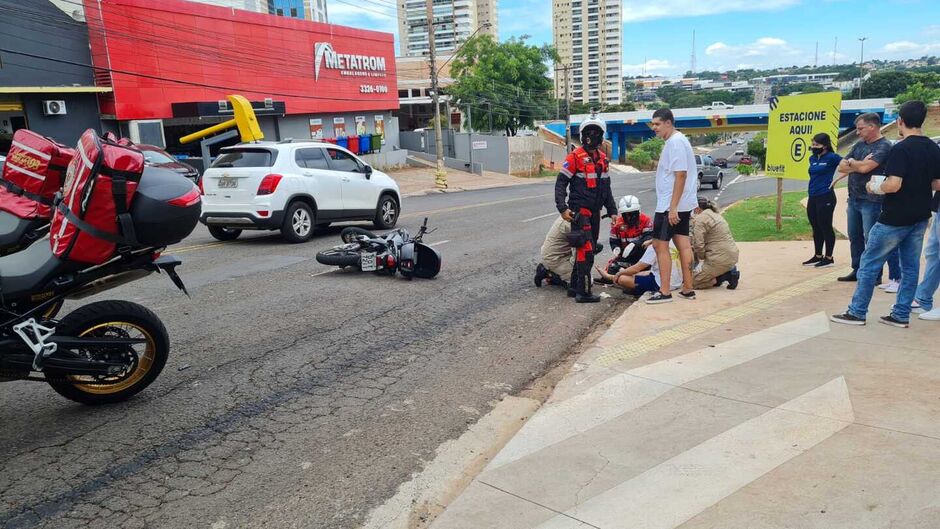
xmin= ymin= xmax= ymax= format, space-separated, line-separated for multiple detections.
xmin=814 ymin=41 xmax=819 ymax=68
xmin=858 ymin=37 xmax=867 ymax=100
xmin=426 ymin=0 xmax=447 ymax=189
xmin=556 ymin=64 xmax=572 ymax=151
xmin=467 ymin=104 xmax=473 ymax=174
xmin=833 ymin=37 xmax=838 ymax=66
xmin=690 ymin=30 xmax=697 ymax=76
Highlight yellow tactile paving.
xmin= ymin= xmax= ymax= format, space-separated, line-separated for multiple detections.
xmin=596 ymin=268 xmax=848 ymax=366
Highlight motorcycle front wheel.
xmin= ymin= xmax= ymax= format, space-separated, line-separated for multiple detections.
xmin=316 ymin=247 xmax=361 ymax=268
xmin=46 ymin=300 xmax=169 ymax=405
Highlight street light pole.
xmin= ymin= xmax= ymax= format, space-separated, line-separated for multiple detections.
xmin=857 ymin=37 xmax=867 ymax=100
xmin=426 ymin=0 xmax=447 ymax=189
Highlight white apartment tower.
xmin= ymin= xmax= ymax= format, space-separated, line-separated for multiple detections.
xmin=553 ymin=0 xmax=622 ymax=106
xmin=398 ymin=0 xmax=499 ymax=57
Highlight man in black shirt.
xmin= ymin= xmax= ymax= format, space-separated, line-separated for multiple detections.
xmin=832 ymin=101 xmax=940 ymax=327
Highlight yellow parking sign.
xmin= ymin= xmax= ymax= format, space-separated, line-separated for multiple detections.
xmin=765 ymin=92 xmax=842 ymax=180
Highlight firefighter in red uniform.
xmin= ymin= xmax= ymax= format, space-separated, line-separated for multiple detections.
xmin=555 ymin=113 xmax=618 ymax=303
xmin=608 ymin=195 xmax=653 ymax=269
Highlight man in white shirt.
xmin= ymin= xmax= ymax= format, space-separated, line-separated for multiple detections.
xmin=594 ymin=243 xmax=683 ymax=298
xmin=646 ymin=108 xmax=697 ymax=304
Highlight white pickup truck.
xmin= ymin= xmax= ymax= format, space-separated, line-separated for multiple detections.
xmin=702 ymin=101 xmax=734 ymax=110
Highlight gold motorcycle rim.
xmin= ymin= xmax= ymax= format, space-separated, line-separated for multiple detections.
xmin=68 ymin=321 xmax=156 ymax=394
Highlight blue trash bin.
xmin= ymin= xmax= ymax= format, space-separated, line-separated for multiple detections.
xmin=336 ymin=136 xmax=349 ymax=150
xmin=358 ymin=134 xmax=371 ymax=154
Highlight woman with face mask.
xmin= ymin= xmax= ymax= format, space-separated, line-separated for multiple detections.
xmin=803 ymin=132 xmax=843 ymax=268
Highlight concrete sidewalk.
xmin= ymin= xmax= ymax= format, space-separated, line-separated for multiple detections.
xmin=389 ymin=167 xmax=551 ymax=197
xmin=429 ymin=197 xmax=940 ymax=528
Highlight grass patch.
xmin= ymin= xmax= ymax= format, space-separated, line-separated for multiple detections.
xmin=723 ymin=190 xmax=813 ymax=242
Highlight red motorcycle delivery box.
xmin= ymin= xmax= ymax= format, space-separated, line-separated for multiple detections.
xmin=0 ymin=129 xmax=76 ymax=220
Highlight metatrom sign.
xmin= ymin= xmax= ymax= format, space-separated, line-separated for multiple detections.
xmin=765 ymin=92 xmax=842 ymax=180
xmin=314 ymin=43 xmax=388 ymax=80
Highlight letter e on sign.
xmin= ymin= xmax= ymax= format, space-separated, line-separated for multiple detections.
xmin=791 ymin=137 xmax=807 ymax=162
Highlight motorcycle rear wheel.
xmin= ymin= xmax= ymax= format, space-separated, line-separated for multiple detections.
xmin=316 ymin=247 xmax=361 ymax=267
xmin=46 ymin=300 xmax=169 ymax=405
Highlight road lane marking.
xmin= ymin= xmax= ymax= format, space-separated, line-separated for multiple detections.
xmin=429 ymin=240 xmax=450 ymax=246
xmin=532 ymin=377 xmax=854 ymax=529
xmin=521 ymin=212 xmax=558 ymax=223
xmin=487 ymin=312 xmax=831 ymax=470
xmin=171 ymin=241 xmax=228 ymax=254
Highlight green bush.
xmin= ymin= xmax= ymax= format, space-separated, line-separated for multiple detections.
xmin=627 ymin=149 xmax=653 ymax=170
xmin=636 ymin=137 xmax=665 ymax=159
xmin=736 ymin=163 xmax=754 ymax=175
xmin=895 ymin=83 xmax=940 ymax=105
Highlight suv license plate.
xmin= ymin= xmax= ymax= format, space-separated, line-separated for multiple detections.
xmin=360 ymin=252 xmax=377 ymax=271
xmin=218 ymin=177 xmax=238 ymax=189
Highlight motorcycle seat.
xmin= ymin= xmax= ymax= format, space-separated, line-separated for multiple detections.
xmin=0 ymin=210 xmax=45 ymax=252
xmin=0 ymin=242 xmax=77 ymax=301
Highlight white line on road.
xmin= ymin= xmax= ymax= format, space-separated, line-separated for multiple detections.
xmin=429 ymin=240 xmax=451 ymax=246
xmin=714 ymin=172 xmax=744 ymax=205
xmin=521 ymin=213 xmax=558 ymax=223
xmin=487 ymin=312 xmax=831 ymax=470
xmin=533 ymin=377 xmax=854 ymax=529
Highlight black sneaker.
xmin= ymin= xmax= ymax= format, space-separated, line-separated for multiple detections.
xmin=645 ymin=292 xmax=673 ymax=304
xmin=830 ymin=312 xmax=866 ymax=325
xmin=727 ymin=268 xmax=741 ymax=290
xmin=879 ymin=315 xmax=909 ymax=328
xmin=837 ymin=271 xmax=858 ymax=282
xmin=595 ymin=276 xmax=613 ymax=285
xmin=534 ymin=264 xmax=549 ymax=287
xmin=802 ymin=256 xmax=822 ymax=266
xmin=678 ymin=290 xmax=696 ymax=300
xmin=814 ymin=257 xmax=835 ymax=268
xmin=576 ymin=291 xmax=601 ymax=303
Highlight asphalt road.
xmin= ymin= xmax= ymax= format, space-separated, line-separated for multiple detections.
xmin=0 ymin=167 xmax=800 ymax=529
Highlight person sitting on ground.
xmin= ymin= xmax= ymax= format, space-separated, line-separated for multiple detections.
xmin=691 ymin=197 xmax=740 ymax=290
xmin=594 ymin=242 xmax=683 ymax=299
xmin=534 ymin=216 xmax=575 ymax=292
xmin=609 ymin=195 xmax=653 ymax=267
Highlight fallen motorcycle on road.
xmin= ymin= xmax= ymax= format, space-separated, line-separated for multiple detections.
xmin=315 ymin=217 xmax=441 ymax=279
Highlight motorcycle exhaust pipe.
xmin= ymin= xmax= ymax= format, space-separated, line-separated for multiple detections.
xmin=66 ymin=269 xmax=154 ymax=300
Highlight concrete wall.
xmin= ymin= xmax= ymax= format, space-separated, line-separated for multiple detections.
xmin=400 ymin=129 xmax=455 ymax=157
xmin=408 ymin=151 xmax=483 ymax=176
xmin=454 ymin=134 xmax=510 ymax=174
xmin=543 ymin=141 xmax=567 ymax=169
xmin=0 ymin=1 xmax=94 ymax=87
xmin=361 ymin=150 xmax=408 ymax=171
xmin=508 ymin=136 xmax=543 ymax=176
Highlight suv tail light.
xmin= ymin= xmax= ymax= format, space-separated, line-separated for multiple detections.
xmin=197 ymin=177 xmax=204 ymax=195
xmin=257 ymin=174 xmax=283 ymax=196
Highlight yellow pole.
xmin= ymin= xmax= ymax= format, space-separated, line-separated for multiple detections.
xmin=179 ymin=119 xmax=237 ymax=144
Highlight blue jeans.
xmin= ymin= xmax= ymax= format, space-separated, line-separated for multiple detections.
xmin=848 ymin=220 xmax=928 ymax=321
xmin=847 ymin=197 xmax=901 ymax=279
xmin=914 ymin=212 xmax=940 ymax=311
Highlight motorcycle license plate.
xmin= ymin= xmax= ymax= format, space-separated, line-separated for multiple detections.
xmin=217 ymin=177 xmax=238 ymax=189
xmin=360 ymin=252 xmax=377 ymax=271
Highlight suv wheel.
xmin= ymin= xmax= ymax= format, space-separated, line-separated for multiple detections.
xmin=281 ymin=201 xmax=314 ymax=243
xmin=373 ymin=195 xmax=399 ymax=229
xmin=208 ymin=226 xmax=242 ymax=241
xmin=713 ymin=172 xmax=723 ymax=190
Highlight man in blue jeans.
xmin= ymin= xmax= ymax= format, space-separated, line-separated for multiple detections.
xmin=832 ymin=101 xmax=940 ymax=328
xmin=912 ymin=191 xmax=940 ymax=321
xmin=832 ymin=112 xmax=899 ymax=286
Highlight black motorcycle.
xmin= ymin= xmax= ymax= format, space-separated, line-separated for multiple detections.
xmin=315 ymin=218 xmax=442 ymax=279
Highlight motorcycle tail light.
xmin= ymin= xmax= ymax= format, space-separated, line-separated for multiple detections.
xmin=386 ymin=255 xmax=396 ymax=268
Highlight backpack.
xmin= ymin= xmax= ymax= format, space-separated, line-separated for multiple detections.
xmin=49 ymin=129 xmax=145 ymax=265
xmin=0 ymin=129 xmax=76 ymax=220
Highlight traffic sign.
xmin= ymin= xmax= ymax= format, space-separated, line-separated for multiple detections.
xmin=765 ymin=92 xmax=842 ymax=180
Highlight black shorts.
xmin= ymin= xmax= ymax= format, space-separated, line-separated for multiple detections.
xmin=653 ymin=211 xmax=692 ymax=241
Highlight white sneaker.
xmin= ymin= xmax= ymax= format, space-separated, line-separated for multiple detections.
xmin=911 ymin=300 xmax=926 ymax=314
xmin=918 ymin=308 xmax=940 ymax=321
xmin=883 ymin=280 xmax=900 ymax=294
xmin=877 ymin=281 xmax=890 ymax=290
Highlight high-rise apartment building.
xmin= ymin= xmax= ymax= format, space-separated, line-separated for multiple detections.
xmin=398 ymin=0 xmax=499 ymax=57
xmin=553 ymin=0 xmax=622 ymax=106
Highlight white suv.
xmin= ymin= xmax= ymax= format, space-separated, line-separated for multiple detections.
xmin=199 ymin=141 xmax=402 ymax=243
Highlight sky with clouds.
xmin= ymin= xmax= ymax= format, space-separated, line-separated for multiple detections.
xmin=328 ymin=0 xmax=940 ymax=75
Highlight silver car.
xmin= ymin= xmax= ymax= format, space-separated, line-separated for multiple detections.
xmin=695 ymin=155 xmax=724 ymax=190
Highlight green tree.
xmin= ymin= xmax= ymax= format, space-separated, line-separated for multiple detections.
xmin=636 ymin=137 xmax=665 ymax=159
xmin=747 ymin=137 xmax=766 ymax=166
xmin=895 ymin=82 xmax=940 ymax=105
xmin=860 ymin=71 xmax=916 ymax=98
xmin=448 ymin=35 xmax=557 ymax=133
xmin=626 ymin=149 xmax=653 ymax=170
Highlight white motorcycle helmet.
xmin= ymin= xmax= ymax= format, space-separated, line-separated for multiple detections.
xmin=618 ymin=195 xmax=641 ymax=215
xmin=578 ymin=112 xmax=606 ymax=150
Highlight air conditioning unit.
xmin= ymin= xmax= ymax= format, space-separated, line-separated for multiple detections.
xmin=43 ymin=100 xmax=67 ymax=116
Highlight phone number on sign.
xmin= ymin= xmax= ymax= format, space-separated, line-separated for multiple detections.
xmin=360 ymin=85 xmax=389 ymax=94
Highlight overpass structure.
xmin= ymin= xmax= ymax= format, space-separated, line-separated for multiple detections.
xmin=545 ymin=98 xmax=894 ymax=161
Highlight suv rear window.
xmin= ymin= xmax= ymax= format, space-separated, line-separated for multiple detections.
xmin=695 ymin=155 xmax=702 ymax=164
xmin=212 ymin=149 xmax=275 ymax=168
